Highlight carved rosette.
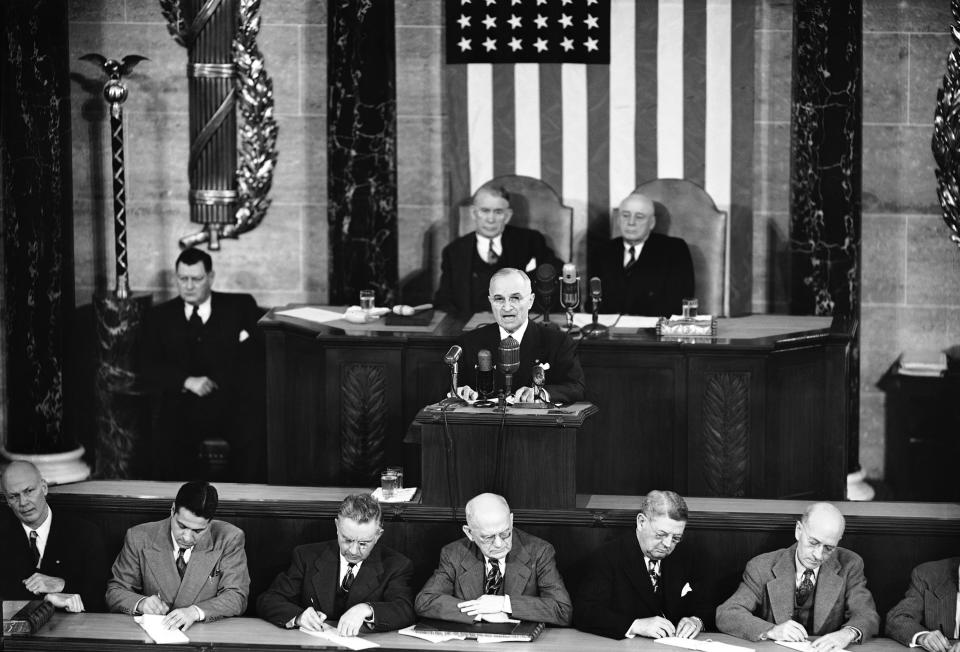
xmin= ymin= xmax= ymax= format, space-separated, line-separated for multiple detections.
xmin=339 ymin=363 xmax=387 ymax=483
xmin=702 ymin=371 xmax=750 ymax=497
xmin=933 ymin=0 xmax=960 ymax=249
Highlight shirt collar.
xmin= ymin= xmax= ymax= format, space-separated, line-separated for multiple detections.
xmin=171 ymin=531 xmax=195 ymax=562
xmin=476 ymin=233 xmax=503 ymax=259
xmin=624 ymin=239 xmax=647 ymax=254
xmin=795 ymin=551 xmax=820 ymax=582
xmin=339 ymin=553 xmax=364 ymax=578
xmin=499 ymin=317 xmax=529 ymax=344
xmin=21 ymin=505 xmax=53 ymax=540
xmin=184 ymin=296 xmax=212 ymax=323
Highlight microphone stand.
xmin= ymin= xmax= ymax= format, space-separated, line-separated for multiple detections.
xmin=441 ymin=360 xmax=463 ymax=406
xmin=581 ymin=295 xmax=609 ymax=338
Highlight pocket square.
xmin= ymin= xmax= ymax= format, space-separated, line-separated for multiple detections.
xmin=525 ymin=257 xmax=537 ymax=272
xmin=681 ymin=582 xmax=693 ymax=596
xmin=239 ymin=329 xmax=250 ymax=342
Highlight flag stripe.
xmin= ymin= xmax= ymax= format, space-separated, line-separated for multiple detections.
xmin=467 ymin=64 xmax=494 ymax=193
xmin=705 ymin=0 xmax=732 ymax=213
xmin=492 ymin=64 xmax=516 ymax=178
xmin=635 ymin=1 xmax=659 ymax=187
xmin=563 ymin=64 xmax=589 ymax=264
xmin=608 ymin=0 xmax=636 ymax=209
xmin=657 ymin=0 xmax=684 ymax=179
xmin=446 ymin=63 xmax=471 ymax=225
xmin=586 ymin=63 xmax=610 ymax=244
xmin=683 ymin=0 xmax=706 ymax=188
xmin=539 ymin=64 xmax=564 ymax=195
xmin=514 ymin=64 xmax=541 ymax=179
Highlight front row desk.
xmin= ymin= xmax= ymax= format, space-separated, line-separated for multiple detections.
xmin=261 ymin=308 xmax=854 ymax=501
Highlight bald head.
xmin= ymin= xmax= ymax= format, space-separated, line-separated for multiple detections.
xmin=465 ymin=493 xmax=510 ymax=526
xmin=795 ymin=502 xmax=845 ymax=570
xmin=1 ymin=461 xmax=50 ymax=529
xmin=463 ymin=493 xmax=514 ymax=560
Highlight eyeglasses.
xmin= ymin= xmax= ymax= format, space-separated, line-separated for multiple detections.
xmin=489 ymin=294 xmax=529 ymax=307
xmin=619 ymin=211 xmax=652 ymax=223
xmin=475 ymin=207 xmax=509 ymax=218
xmin=336 ymin=527 xmax=382 ymax=550
xmin=473 ymin=528 xmax=512 ymax=546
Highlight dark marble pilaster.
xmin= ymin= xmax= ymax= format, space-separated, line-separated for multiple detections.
xmin=790 ymin=1 xmax=862 ymax=481
xmin=93 ymin=294 xmax=152 ymax=478
xmin=327 ymin=0 xmax=398 ymax=306
xmin=1 ymin=0 xmax=78 ymax=456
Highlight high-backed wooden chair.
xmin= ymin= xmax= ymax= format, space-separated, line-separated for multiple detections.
xmin=621 ymin=179 xmax=728 ymax=316
xmin=458 ymin=175 xmax=573 ymax=263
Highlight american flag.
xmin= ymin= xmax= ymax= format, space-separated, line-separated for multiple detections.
xmin=445 ymin=0 xmax=755 ymax=278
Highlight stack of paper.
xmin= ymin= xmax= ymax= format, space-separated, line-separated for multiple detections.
xmin=371 ymin=487 xmax=418 ymax=503
xmin=655 ymin=636 xmax=754 ymax=652
xmin=299 ymin=625 xmax=380 ymax=649
xmin=133 ymin=615 xmax=190 ymax=644
xmin=898 ymin=350 xmax=947 ymax=377
xmin=398 ymin=624 xmax=466 ymax=643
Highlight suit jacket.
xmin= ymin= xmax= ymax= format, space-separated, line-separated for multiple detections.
xmin=573 ymin=533 xmax=713 ymax=639
xmin=257 ymin=540 xmax=415 ymax=632
xmin=0 ymin=509 xmax=107 ymax=611
xmin=886 ymin=557 xmax=960 ymax=644
xmin=595 ymin=234 xmax=694 ymax=316
xmin=716 ymin=544 xmax=880 ymax=642
xmin=105 ymin=517 xmax=250 ymax=620
xmin=140 ymin=291 xmax=265 ymax=480
xmin=434 ymin=225 xmax=563 ymax=317
xmin=415 ymin=528 xmax=572 ymax=626
xmin=458 ymin=320 xmax=585 ymax=403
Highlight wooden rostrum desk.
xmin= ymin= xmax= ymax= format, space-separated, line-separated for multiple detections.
xmin=261 ymin=309 xmax=853 ymax=500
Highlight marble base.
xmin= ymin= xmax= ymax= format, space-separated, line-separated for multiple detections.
xmin=1 ymin=446 xmax=91 ymax=485
xmin=846 ymin=468 xmax=876 ymax=502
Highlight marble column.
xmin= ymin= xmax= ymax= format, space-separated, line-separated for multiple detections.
xmin=0 ymin=0 xmax=89 ymax=482
xmin=790 ymin=0 xmax=866 ymax=497
xmin=327 ymin=0 xmax=399 ymax=307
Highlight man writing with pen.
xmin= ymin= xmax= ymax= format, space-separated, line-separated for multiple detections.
xmin=105 ymin=481 xmax=250 ymax=629
xmin=257 ymin=493 xmax=415 ymax=636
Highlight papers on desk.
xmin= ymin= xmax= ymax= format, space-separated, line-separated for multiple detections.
xmin=615 ymin=315 xmax=661 ymax=329
xmin=299 ymin=625 xmax=380 ymax=649
xmin=398 ymin=624 xmax=467 ymax=643
xmin=655 ymin=636 xmax=754 ymax=652
xmin=275 ymin=306 xmax=344 ymax=324
xmin=371 ymin=486 xmax=418 ymax=503
xmin=775 ymin=641 xmax=848 ymax=652
xmin=133 ymin=614 xmax=190 ymax=644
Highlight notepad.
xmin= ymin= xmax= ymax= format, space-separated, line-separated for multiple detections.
xmin=655 ymin=636 xmax=755 ymax=652
xmin=775 ymin=640 xmax=848 ymax=652
xmin=275 ymin=306 xmax=345 ymax=324
xmin=133 ymin=614 xmax=189 ymax=644
xmin=299 ymin=625 xmax=380 ymax=650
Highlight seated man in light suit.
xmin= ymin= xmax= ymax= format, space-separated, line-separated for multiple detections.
xmin=595 ymin=192 xmax=694 ymax=316
xmin=434 ymin=184 xmax=563 ymax=318
xmin=886 ymin=557 xmax=960 ymax=652
xmin=716 ymin=502 xmax=879 ymax=651
xmin=106 ymin=481 xmax=250 ymax=630
xmin=574 ymin=490 xmax=712 ymax=639
xmin=453 ymin=268 xmax=585 ymax=404
xmin=415 ymin=492 xmax=572 ymax=626
xmin=257 ymin=493 xmax=415 ymax=636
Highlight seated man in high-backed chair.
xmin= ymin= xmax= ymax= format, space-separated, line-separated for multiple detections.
xmin=595 ymin=192 xmax=694 ymax=316
xmin=434 ymin=184 xmax=563 ymax=318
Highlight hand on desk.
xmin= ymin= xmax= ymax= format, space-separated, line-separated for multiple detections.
xmin=162 ymin=606 xmax=199 ymax=631
xmin=44 ymin=592 xmax=84 ymax=613
xmin=296 ymin=606 xmax=326 ymax=632
xmin=23 ymin=572 xmax=65 ymax=595
xmin=336 ymin=603 xmax=373 ymax=637
xmin=628 ymin=616 xmax=676 ymax=638
xmin=810 ymin=629 xmax=858 ymax=652
xmin=454 ymin=385 xmax=478 ymax=402
xmin=184 ymin=376 xmax=218 ymax=397
xmin=458 ymin=594 xmax=507 ymax=617
xmin=453 ymin=385 xmax=539 ymax=403
xmin=675 ymin=616 xmax=703 ymax=639
xmin=766 ymin=620 xmax=808 ymax=642
xmin=919 ymin=632 xmax=959 ymax=652
xmin=139 ymin=594 xmax=170 ymax=616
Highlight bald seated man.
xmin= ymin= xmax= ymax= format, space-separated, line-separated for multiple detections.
xmin=595 ymin=192 xmax=693 ymax=316
xmin=0 ymin=461 xmax=107 ymax=612
xmin=716 ymin=502 xmax=880 ymax=651
xmin=415 ymin=492 xmax=572 ymax=626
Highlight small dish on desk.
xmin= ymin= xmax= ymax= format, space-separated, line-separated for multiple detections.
xmin=343 ymin=305 xmax=390 ymax=323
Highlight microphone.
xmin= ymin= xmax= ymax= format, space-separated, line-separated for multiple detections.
xmin=498 ymin=337 xmax=521 ymax=400
xmin=444 ymin=345 xmax=462 ymax=400
xmin=559 ymin=263 xmax=581 ymax=334
xmin=534 ymin=263 xmax=557 ymax=319
xmin=589 ymin=276 xmax=602 ymax=307
xmin=582 ymin=276 xmax=608 ymax=338
xmin=475 ymin=349 xmax=495 ymax=405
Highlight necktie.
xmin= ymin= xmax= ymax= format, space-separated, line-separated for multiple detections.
xmin=188 ymin=304 xmax=203 ymax=329
xmin=487 ymin=241 xmax=499 ymax=265
xmin=341 ymin=562 xmax=356 ymax=592
xmin=484 ymin=559 xmax=503 ymax=595
xmin=647 ymin=559 xmax=660 ymax=593
xmin=29 ymin=530 xmax=40 ymax=567
xmin=625 ymin=245 xmax=637 ymax=271
xmin=176 ymin=547 xmax=187 ymax=579
xmin=796 ymin=568 xmax=815 ymax=604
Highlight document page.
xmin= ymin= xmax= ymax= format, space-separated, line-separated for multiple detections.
xmin=133 ymin=614 xmax=190 ymax=644
xmin=299 ymin=625 xmax=380 ymax=650
xmin=655 ymin=636 xmax=755 ymax=652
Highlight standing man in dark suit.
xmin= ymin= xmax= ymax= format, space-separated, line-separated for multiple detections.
xmin=0 ymin=461 xmax=107 ymax=612
xmin=716 ymin=502 xmax=880 ymax=650
xmin=140 ymin=247 xmax=264 ymax=481
xmin=574 ymin=490 xmax=711 ymax=639
xmin=453 ymin=268 xmax=585 ymax=404
xmin=257 ymin=493 xmax=415 ymax=636
xmin=595 ymin=192 xmax=694 ymax=316
xmin=415 ymin=492 xmax=572 ymax=626
xmin=105 ymin=481 xmax=250 ymax=630
xmin=434 ymin=184 xmax=563 ymax=318
xmin=886 ymin=557 xmax=960 ymax=651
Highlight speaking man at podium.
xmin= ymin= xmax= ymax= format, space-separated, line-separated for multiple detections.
xmin=452 ymin=268 xmax=585 ymax=404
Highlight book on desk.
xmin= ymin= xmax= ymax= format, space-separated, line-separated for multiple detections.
xmin=414 ymin=617 xmax=546 ymax=642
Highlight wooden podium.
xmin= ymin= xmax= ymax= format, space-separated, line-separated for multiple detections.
xmin=413 ymin=401 xmax=598 ymax=509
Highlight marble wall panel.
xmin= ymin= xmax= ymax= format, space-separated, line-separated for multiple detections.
xmin=271 ymin=115 xmax=327 ymax=205
xmin=863 ymin=0 xmax=951 ymax=34
xmin=754 ymin=24 xmax=792 ymax=123
xmin=751 ymin=211 xmax=791 ymax=313
xmin=905 ymin=215 xmax=960 ymax=306
xmin=863 ymin=33 xmax=908 ymax=125
xmin=858 ymin=392 xmax=885 ymax=480
xmin=304 ymin=203 xmax=329 ymax=299
xmin=909 ymin=33 xmax=954 ymax=126
xmin=395 ymin=26 xmax=443 ymax=118
xmin=259 ymin=0 xmax=327 ymax=25
xmin=395 ymin=0 xmax=442 ymax=27
xmin=862 ymin=125 xmax=939 ymax=214
xmin=302 ymin=25 xmax=327 ymax=116
xmin=861 ymin=215 xmax=906 ymax=305
xmin=756 ymin=0 xmax=792 ymax=31
xmin=396 ymin=115 xmax=445 ymax=207
xmin=753 ymin=121 xmax=790 ymax=216
xmin=257 ymin=25 xmax=303 ymax=118
xmin=68 ymin=0 xmax=124 ymax=22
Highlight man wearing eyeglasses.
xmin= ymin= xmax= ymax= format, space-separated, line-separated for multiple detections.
xmin=415 ymin=492 xmax=572 ymax=626
xmin=140 ymin=247 xmax=265 ymax=481
xmin=594 ymin=192 xmax=693 ymax=316
xmin=434 ymin=184 xmax=563 ymax=317
xmin=258 ymin=494 xmax=415 ymax=636
xmin=452 ymin=267 xmax=585 ymax=404
xmin=716 ymin=502 xmax=879 ymax=650
xmin=574 ymin=490 xmax=712 ymax=639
